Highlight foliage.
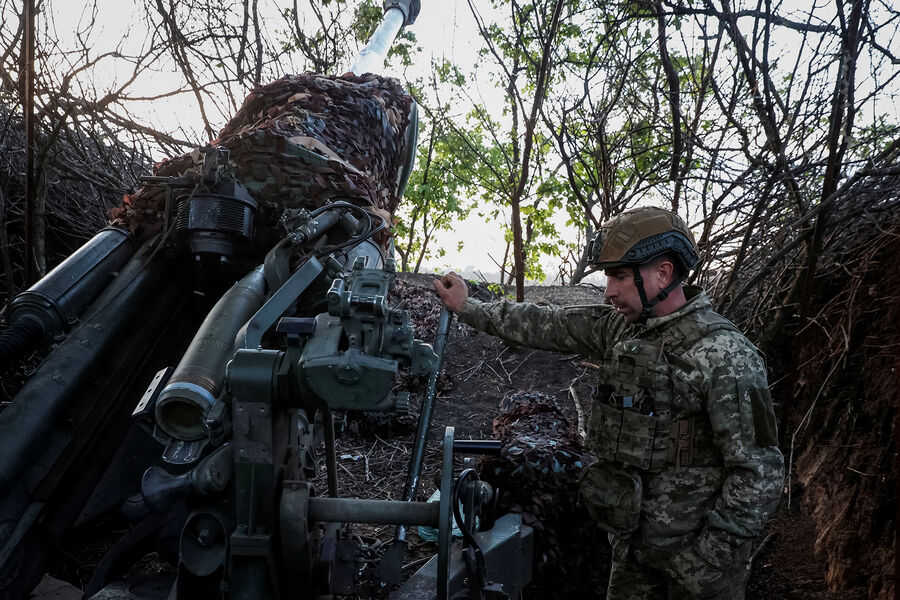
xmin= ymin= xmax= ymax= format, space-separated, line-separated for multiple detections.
xmin=392 ymin=60 xmax=480 ymax=273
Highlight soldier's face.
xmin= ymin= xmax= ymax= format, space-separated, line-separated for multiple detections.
xmin=603 ymin=266 xmax=644 ymax=322
xmin=604 ymin=264 xmax=666 ymax=322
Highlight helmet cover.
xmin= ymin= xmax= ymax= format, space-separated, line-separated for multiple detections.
xmin=588 ymin=207 xmax=699 ymax=272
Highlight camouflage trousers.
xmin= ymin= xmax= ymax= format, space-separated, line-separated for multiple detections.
xmin=606 ymin=534 xmax=752 ymax=600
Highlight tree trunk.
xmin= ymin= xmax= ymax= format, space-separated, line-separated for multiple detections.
xmin=568 ymin=223 xmax=595 ymax=285
xmin=0 ymin=185 xmax=16 ymax=298
xmin=511 ymin=198 xmax=524 ymax=298
xmin=33 ymin=170 xmax=46 ymax=277
xmin=509 ymin=0 xmax=566 ymax=301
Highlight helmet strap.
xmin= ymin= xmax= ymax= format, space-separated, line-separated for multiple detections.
xmin=631 ymin=264 xmax=685 ymax=321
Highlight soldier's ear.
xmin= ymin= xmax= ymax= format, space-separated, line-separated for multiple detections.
xmin=656 ymin=257 xmax=675 ymax=287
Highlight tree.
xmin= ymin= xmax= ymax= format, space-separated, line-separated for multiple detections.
xmin=393 ymin=64 xmax=478 ymax=273
xmin=465 ymin=0 xmax=569 ymax=300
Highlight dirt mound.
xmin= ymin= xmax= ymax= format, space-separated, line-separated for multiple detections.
xmin=788 ymin=233 xmax=898 ymax=599
xmin=722 ymin=173 xmax=899 ymax=599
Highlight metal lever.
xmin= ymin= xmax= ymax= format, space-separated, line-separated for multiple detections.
xmin=452 ymin=440 xmax=502 ymax=455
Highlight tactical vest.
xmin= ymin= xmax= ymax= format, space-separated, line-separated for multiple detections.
xmin=586 ymin=309 xmax=740 ymax=473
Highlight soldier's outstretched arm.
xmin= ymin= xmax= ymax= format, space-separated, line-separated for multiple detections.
xmin=433 ymin=272 xmax=623 ymax=354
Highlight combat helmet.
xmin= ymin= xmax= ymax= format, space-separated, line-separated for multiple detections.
xmin=587 ymin=206 xmax=699 ymax=319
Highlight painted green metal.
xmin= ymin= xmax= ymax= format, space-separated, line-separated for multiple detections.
xmin=156 ymin=266 xmax=266 ymax=441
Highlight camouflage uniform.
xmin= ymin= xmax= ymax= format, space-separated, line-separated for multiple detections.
xmin=457 ymin=286 xmax=784 ymax=599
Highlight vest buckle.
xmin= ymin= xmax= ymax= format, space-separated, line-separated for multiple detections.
xmin=674 ymin=419 xmax=694 ymax=468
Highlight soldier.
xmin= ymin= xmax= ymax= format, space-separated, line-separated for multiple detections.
xmin=433 ymin=207 xmax=784 ymax=599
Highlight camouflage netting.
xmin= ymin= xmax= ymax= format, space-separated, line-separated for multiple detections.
xmin=478 ymin=391 xmax=609 ymax=598
xmin=109 ymin=73 xmax=414 ymax=242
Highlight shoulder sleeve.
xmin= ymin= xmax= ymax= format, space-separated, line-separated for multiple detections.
xmin=456 ymin=297 xmax=624 ymax=354
xmin=694 ymin=331 xmax=785 ymax=544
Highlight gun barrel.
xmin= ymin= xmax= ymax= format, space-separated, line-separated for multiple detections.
xmin=349 ymin=7 xmax=405 ymax=75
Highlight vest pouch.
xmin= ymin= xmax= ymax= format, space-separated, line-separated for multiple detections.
xmin=587 ymin=399 xmax=623 ymax=459
xmin=577 ymin=461 xmax=642 ymax=537
xmin=587 ymin=400 xmax=672 ymax=472
xmin=616 ymin=409 xmax=671 ymax=471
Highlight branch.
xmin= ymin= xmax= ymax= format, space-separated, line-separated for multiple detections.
xmin=659 ymin=1 xmax=836 ymax=33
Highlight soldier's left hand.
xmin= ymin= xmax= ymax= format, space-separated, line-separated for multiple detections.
xmin=432 ymin=272 xmax=468 ymax=313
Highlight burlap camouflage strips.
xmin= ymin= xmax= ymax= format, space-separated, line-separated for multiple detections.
xmin=109 ymin=73 xmax=413 ymax=241
xmin=457 ymin=287 xmax=784 ymax=597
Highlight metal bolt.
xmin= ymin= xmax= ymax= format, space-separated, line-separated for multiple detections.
xmin=197 ymin=528 xmax=215 ymax=547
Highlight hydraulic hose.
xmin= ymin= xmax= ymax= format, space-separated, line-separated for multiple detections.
xmin=155 ymin=265 xmax=267 ymax=441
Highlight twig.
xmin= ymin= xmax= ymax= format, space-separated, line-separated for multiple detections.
xmin=497 ymin=356 xmax=512 ymax=384
xmin=750 ymin=532 xmax=776 ymax=565
xmin=566 ymin=370 xmax=588 ymax=441
xmin=375 ymin=435 xmax=408 ymax=454
xmin=506 ymin=350 xmax=538 ymax=380
xmin=484 ymin=362 xmax=506 ymax=383
xmin=787 ymin=360 xmax=840 ymax=509
xmin=456 ymin=361 xmax=484 ymax=381
xmin=846 ymin=466 xmax=877 ymax=477
xmin=402 ymin=556 xmax=433 ymax=571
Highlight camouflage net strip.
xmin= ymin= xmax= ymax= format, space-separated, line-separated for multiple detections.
xmin=109 ymin=73 xmax=413 ymax=241
xmin=479 ymin=391 xmax=609 ymax=597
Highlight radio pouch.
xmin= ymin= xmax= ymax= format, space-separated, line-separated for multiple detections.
xmin=577 ymin=461 xmax=642 ymax=537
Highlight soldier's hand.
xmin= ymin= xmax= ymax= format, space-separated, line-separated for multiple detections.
xmin=432 ymin=272 xmax=469 ymax=313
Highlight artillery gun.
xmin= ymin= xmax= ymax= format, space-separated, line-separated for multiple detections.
xmin=0 ymin=3 xmax=533 ymax=599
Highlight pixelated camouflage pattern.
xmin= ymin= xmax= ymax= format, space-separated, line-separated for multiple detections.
xmin=457 ymin=287 xmax=783 ymax=596
xmin=607 ymin=533 xmax=752 ymax=599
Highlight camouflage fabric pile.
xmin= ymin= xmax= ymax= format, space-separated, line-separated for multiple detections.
xmin=109 ymin=73 xmax=413 ymax=240
xmin=479 ymin=391 xmax=610 ymax=597
xmin=392 ymin=278 xmax=443 ymax=342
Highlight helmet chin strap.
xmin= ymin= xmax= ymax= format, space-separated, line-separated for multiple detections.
xmin=631 ymin=264 xmax=684 ymax=321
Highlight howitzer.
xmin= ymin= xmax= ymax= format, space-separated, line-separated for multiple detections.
xmin=99 ymin=198 xmax=532 ymax=600
xmin=0 ymin=2 xmax=533 ymax=598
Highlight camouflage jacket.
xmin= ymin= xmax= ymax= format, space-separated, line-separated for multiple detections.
xmin=457 ymin=287 xmax=784 ymax=553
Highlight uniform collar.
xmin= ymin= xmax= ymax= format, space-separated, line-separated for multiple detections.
xmin=638 ymin=286 xmax=709 ymax=333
